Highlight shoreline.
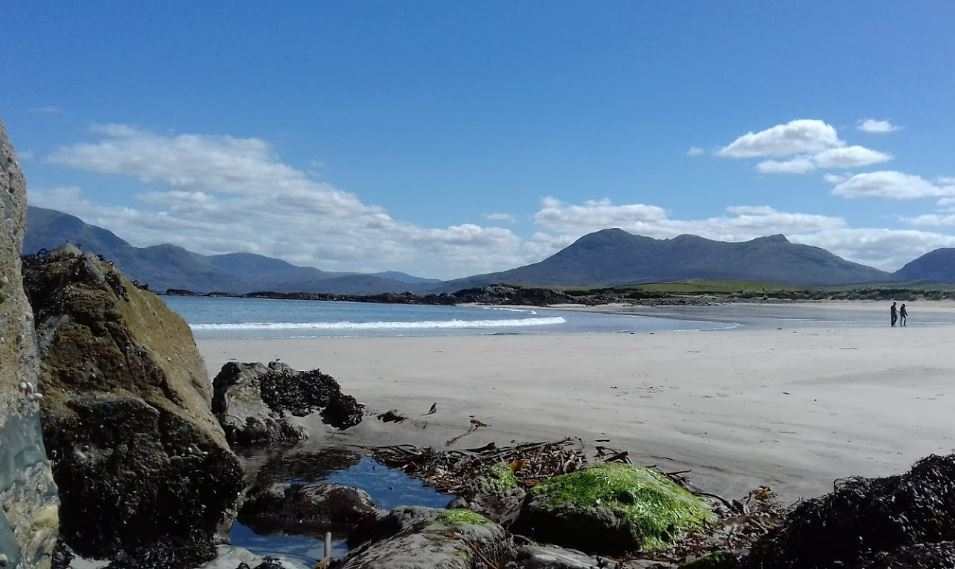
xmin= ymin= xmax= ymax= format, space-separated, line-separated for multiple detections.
xmin=197 ymin=317 xmax=955 ymax=504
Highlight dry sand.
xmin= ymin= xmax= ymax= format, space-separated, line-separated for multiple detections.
xmin=198 ymin=310 xmax=955 ymax=503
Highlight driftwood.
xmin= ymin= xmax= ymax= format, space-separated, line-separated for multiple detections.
xmin=370 ymin=438 xmax=588 ymax=494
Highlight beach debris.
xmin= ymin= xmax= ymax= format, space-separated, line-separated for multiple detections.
xmin=743 ymin=453 xmax=955 ymax=569
xmin=445 ymin=416 xmax=492 ymax=446
xmin=425 ymin=402 xmax=438 ymax=415
xmin=372 ymin=438 xmax=590 ymax=496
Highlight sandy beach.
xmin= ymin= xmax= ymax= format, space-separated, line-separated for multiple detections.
xmin=199 ymin=304 xmax=955 ymax=503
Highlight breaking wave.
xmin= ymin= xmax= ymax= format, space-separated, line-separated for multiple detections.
xmin=190 ymin=316 xmax=567 ymax=331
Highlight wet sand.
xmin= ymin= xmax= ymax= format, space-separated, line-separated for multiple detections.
xmin=198 ymin=304 xmax=955 ymax=503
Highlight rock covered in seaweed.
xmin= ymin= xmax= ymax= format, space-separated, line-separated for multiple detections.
xmin=743 ymin=453 xmax=955 ymax=569
xmin=211 ymin=361 xmax=363 ymax=448
xmin=338 ymin=507 xmax=509 ymax=569
xmin=514 ymin=463 xmax=714 ymax=555
xmin=22 ymin=247 xmax=243 ymax=567
xmin=0 ymin=122 xmax=60 ymax=569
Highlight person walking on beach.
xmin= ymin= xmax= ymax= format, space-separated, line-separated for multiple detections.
xmin=890 ymin=301 xmax=898 ymax=327
xmin=900 ymin=303 xmax=908 ymax=327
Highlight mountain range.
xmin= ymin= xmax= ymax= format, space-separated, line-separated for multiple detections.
xmin=24 ymin=206 xmax=955 ymax=293
xmin=24 ymin=207 xmax=439 ymax=294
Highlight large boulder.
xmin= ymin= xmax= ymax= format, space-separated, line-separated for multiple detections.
xmin=743 ymin=454 xmax=955 ymax=569
xmin=22 ymin=248 xmax=243 ymax=566
xmin=211 ymin=362 xmax=363 ymax=448
xmin=514 ymin=464 xmax=714 ymax=555
xmin=338 ymin=507 xmax=509 ymax=569
xmin=0 ymin=122 xmax=60 ymax=569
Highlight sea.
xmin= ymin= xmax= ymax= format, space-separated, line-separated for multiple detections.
xmin=164 ymin=296 xmax=734 ymax=340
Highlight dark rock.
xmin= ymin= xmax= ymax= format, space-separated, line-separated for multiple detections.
xmin=212 ymin=362 xmax=363 ymax=448
xmin=239 ymin=482 xmax=379 ymax=535
xmin=744 ymin=454 xmax=955 ymax=569
xmin=0 ymin=122 xmax=60 ymax=569
xmin=23 ymin=248 xmax=243 ymax=566
xmin=338 ymin=507 xmax=510 ymax=569
xmin=376 ymin=409 xmax=406 ymax=423
xmin=852 ymin=541 xmax=955 ymax=569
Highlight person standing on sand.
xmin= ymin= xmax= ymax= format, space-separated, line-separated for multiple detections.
xmin=890 ymin=302 xmax=898 ymax=327
xmin=900 ymin=303 xmax=908 ymax=327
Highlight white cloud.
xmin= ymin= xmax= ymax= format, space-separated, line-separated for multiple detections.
xmin=718 ymin=119 xmax=843 ymax=158
xmin=534 ymin=197 xmax=844 ymax=243
xmin=904 ymin=214 xmax=955 ymax=227
xmin=857 ymin=119 xmax=900 ymax=134
xmin=686 ymin=146 xmax=705 ymax=157
xmin=44 ymin=124 xmax=955 ymax=277
xmin=756 ymin=158 xmax=817 ymax=174
xmin=824 ymin=173 xmax=850 ymax=184
xmin=483 ymin=212 xmax=517 ymax=223
xmin=719 ymin=119 xmax=893 ymax=175
xmin=832 ymin=171 xmax=955 ymax=200
xmin=45 ymin=125 xmax=533 ymax=278
xmin=797 ymin=228 xmax=955 ymax=271
xmin=812 ymin=146 xmax=892 ymax=169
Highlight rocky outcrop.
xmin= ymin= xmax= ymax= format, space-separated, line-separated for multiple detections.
xmin=22 ymin=248 xmax=243 ymax=567
xmin=339 ymin=507 xmax=509 ymax=569
xmin=239 ymin=482 xmax=379 ymax=536
xmin=0 ymin=123 xmax=60 ymax=569
xmin=211 ymin=362 xmax=363 ymax=448
xmin=743 ymin=454 xmax=955 ymax=569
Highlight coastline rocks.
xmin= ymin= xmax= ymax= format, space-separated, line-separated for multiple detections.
xmin=23 ymin=248 xmax=242 ymax=565
xmin=449 ymin=462 xmax=526 ymax=526
xmin=743 ymin=453 xmax=955 ymax=569
xmin=338 ymin=507 xmax=509 ymax=569
xmin=239 ymin=482 xmax=379 ymax=536
xmin=0 ymin=122 xmax=60 ymax=569
xmin=514 ymin=464 xmax=714 ymax=555
xmin=513 ymin=544 xmax=606 ymax=569
xmin=212 ymin=362 xmax=363 ymax=448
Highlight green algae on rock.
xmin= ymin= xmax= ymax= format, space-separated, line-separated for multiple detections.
xmin=517 ymin=463 xmax=715 ymax=555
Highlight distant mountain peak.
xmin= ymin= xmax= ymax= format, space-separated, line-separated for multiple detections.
xmin=443 ymin=227 xmax=889 ymax=289
xmin=750 ymin=234 xmax=789 ymax=244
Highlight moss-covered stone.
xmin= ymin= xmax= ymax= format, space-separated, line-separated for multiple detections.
xmin=482 ymin=462 xmax=520 ymax=493
xmin=516 ymin=463 xmax=714 ymax=554
xmin=436 ymin=509 xmax=491 ymax=527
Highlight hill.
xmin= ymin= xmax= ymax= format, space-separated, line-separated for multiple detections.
xmin=24 ymin=207 xmax=434 ymax=294
xmin=894 ymin=248 xmax=955 ymax=283
xmin=442 ymin=229 xmax=892 ymax=289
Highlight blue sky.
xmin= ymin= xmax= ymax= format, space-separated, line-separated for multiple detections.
xmin=3 ymin=1 xmax=954 ymax=277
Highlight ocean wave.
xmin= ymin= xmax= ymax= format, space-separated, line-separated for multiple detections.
xmin=190 ymin=316 xmax=567 ymax=331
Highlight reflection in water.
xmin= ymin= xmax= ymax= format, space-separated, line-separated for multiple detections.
xmin=229 ymin=451 xmax=453 ymax=565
